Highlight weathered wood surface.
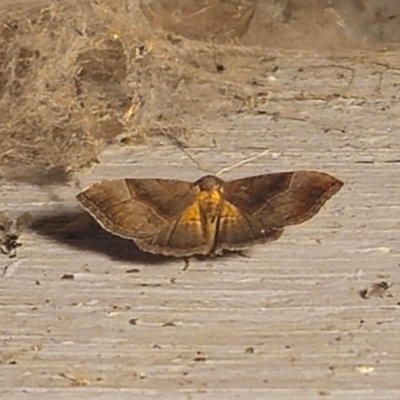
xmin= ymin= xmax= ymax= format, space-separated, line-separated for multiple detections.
xmin=1 ymin=50 xmax=400 ymax=400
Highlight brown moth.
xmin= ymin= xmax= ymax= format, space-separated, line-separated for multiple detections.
xmin=77 ymin=171 xmax=343 ymax=257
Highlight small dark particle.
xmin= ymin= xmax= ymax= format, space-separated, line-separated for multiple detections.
xmin=0 ymin=211 xmax=31 ymax=258
xmin=318 ymin=390 xmax=330 ymax=396
xmin=162 ymin=321 xmax=176 ymax=327
xmin=359 ymin=289 xmax=368 ymax=299
xmin=129 ymin=318 xmax=138 ymax=325
xmin=126 ymin=268 xmax=140 ymax=273
xmin=359 ymin=281 xmax=392 ymax=299
xmin=216 ymin=63 xmax=225 ymax=73
xmin=61 ymin=274 xmax=74 ymax=280
xmin=137 ymin=45 xmax=146 ymax=54
xmin=193 ymin=357 xmax=206 ymax=362
xmin=245 ymin=347 xmax=254 ymax=354
xmin=140 ymin=283 xmax=161 ymax=287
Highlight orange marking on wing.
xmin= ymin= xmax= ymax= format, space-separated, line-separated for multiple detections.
xmin=220 ymin=200 xmax=241 ymax=220
xmin=180 ymin=201 xmax=201 ymax=223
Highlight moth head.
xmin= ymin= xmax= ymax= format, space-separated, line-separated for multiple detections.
xmin=194 ymin=175 xmax=223 ymax=191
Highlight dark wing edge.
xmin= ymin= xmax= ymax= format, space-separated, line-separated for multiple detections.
xmin=278 ymin=171 xmax=343 ymax=226
xmin=77 ymin=180 xmax=147 ymax=240
xmin=222 ymin=170 xmax=343 ymax=227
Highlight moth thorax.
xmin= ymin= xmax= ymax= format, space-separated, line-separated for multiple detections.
xmin=198 ymin=189 xmax=221 ymax=224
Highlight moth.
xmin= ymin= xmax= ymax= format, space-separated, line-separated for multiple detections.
xmin=77 ymin=171 xmax=343 ymax=257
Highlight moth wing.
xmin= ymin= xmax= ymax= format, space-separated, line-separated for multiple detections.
xmin=216 ymin=171 xmax=342 ymax=250
xmin=135 ymin=200 xmax=213 ymax=257
xmin=214 ymin=199 xmax=283 ymax=253
xmin=77 ymin=178 xmax=198 ymax=240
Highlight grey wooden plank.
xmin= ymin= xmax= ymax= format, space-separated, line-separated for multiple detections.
xmin=1 ymin=126 xmax=399 ymax=398
xmin=1 ymin=20 xmax=400 ymax=400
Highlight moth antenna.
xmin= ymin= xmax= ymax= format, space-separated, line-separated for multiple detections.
xmin=162 ymin=131 xmax=213 ymax=174
xmin=216 ymin=149 xmax=270 ymax=177
xmin=177 ymin=146 xmax=211 ymax=174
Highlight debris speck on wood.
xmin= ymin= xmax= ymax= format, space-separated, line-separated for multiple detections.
xmin=126 ymin=268 xmax=140 ymax=273
xmin=0 ymin=211 xmax=31 ymax=258
xmin=162 ymin=321 xmax=176 ymax=327
xmin=359 ymin=281 xmax=392 ymax=299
